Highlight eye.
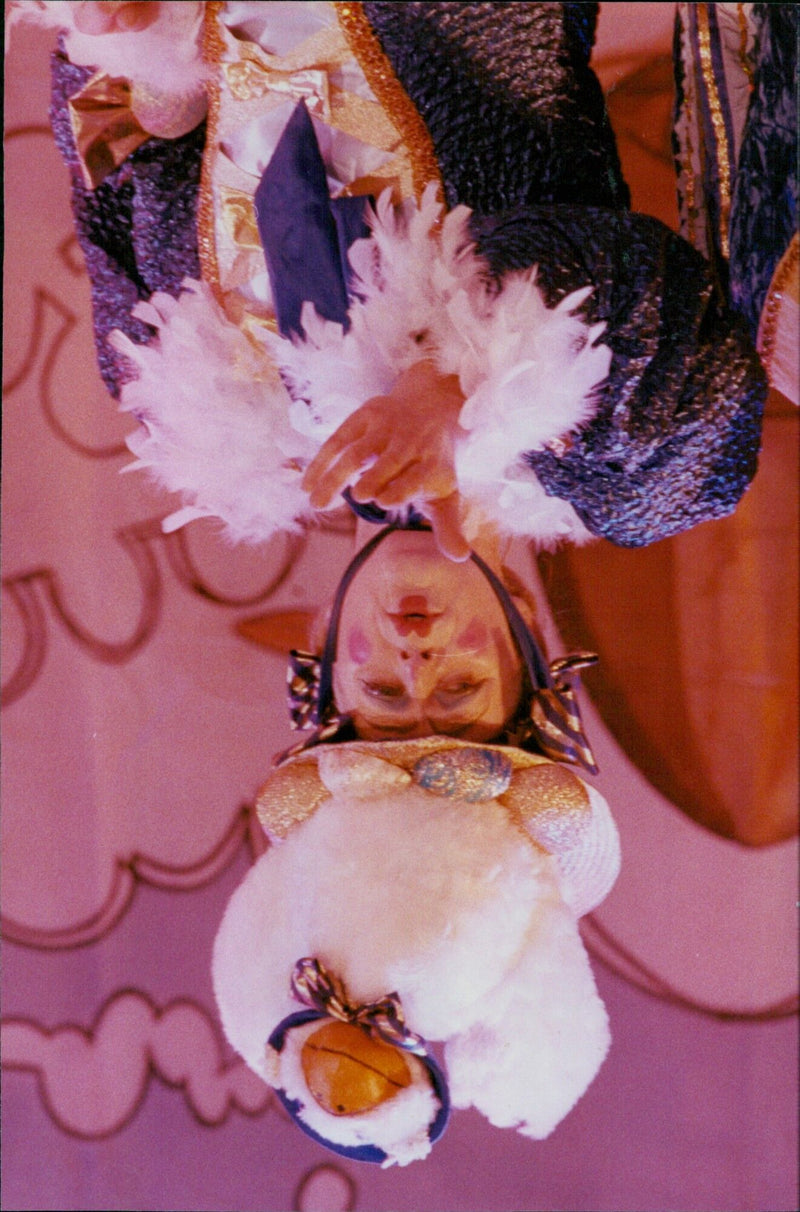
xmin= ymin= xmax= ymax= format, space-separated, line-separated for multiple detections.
xmin=362 ymin=681 xmax=406 ymax=701
xmin=437 ymin=679 xmax=484 ymax=701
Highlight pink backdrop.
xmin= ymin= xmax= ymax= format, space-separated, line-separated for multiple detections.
xmin=3 ymin=6 xmax=798 ymax=1211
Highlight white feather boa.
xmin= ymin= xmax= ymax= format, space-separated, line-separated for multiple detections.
xmin=110 ymin=187 xmax=610 ymax=546
xmin=110 ymin=284 xmax=317 ymax=543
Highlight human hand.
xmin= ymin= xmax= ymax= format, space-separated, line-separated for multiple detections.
xmin=301 ymin=361 xmax=471 ymax=561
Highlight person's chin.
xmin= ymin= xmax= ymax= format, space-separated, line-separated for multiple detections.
xmin=382 ymin=530 xmax=443 ymax=559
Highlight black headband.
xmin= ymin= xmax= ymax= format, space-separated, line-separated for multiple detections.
xmin=314 ymin=522 xmax=554 ymax=726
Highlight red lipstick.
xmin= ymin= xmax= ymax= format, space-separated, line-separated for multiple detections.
xmin=390 ymin=596 xmax=440 ymax=637
xmin=398 ymin=595 xmax=429 ymax=614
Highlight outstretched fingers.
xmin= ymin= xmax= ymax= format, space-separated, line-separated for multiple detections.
xmin=426 ymin=493 xmax=471 ymax=562
xmin=351 ymin=455 xmax=438 ymax=505
xmin=301 ymin=411 xmax=370 ymax=492
xmin=304 ymin=437 xmax=382 ymax=510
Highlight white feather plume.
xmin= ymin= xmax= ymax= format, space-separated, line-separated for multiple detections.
xmin=269 ymin=184 xmax=456 ymax=440
xmin=106 ymin=186 xmax=609 ymax=548
xmin=268 ymin=186 xmax=611 ymax=547
xmin=110 ymin=280 xmax=317 ymax=544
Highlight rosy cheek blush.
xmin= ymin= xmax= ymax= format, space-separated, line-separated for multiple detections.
xmin=347 ymin=625 xmax=372 ymax=665
xmin=456 ymin=618 xmax=488 ymax=651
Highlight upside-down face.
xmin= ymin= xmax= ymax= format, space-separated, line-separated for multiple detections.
xmin=332 ymin=529 xmax=523 ymax=742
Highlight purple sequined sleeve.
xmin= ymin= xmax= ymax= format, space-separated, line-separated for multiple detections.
xmin=471 ymin=206 xmax=767 ymax=547
xmin=49 ymin=46 xmax=205 ymax=398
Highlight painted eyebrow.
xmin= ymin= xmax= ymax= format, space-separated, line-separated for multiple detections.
xmin=353 ymin=703 xmax=488 ymax=735
xmin=359 ymin=675 xmax=487 ymax=695
xmin=351 ymin=711 xmax=422 ymax=735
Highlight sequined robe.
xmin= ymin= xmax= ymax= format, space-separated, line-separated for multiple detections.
xmin=49 ymin=1 xmax=767 ymax=548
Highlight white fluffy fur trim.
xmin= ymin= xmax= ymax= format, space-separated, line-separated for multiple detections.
xmin=110 ymin=280 xmax=317 ymax=544
xmin=270 ymin=1019 xmax=438 ymax=1168
xmin=445 ymin=901 xmax=610 ymax=1138
xmin=268 ymin=185 xmax=610 ymax=546
xmin=8 ymin=1 xmax=207 ymax=97
xmin=212 ymin=786 xmax=559 ymax=1075
xmin=213 ymin=779 xmax=613 ymax=1143
xmin=104 ymin=185 xmax=607 ymax=546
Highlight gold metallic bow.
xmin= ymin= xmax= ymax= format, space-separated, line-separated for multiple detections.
xmin=291 ymin=957 xmax=428 ymax=1057
xmin=224 ymin=46 xmax=331 ymax=120
xmin=68 ymin=72 xmax=153 ymax=190
xmin=529 ymin=654 xmax=600 ymax=775
xmin=220 ymin=187 xmax=263 ymax=250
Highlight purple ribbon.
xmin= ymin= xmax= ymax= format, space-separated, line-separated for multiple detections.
xmin=254 ymin=99 xmax=372 ymax=338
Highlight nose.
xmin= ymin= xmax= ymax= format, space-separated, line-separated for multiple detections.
xmin=400 ymin=650 xmax=441 ymax=699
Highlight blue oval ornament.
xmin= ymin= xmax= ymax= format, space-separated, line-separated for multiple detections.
xmin=267 ymin=1010 xmax=450 ymax=1164
xmin=412 ymin=747 xmax=513 ymax=802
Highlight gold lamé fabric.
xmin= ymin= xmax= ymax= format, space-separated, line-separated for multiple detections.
xmin=257 ymin=736 xmax=590 ymax=854
xmin=67 ymin=73 xmax=151 ymax=190
xmin=198 ymin=1 xmax=442 ymax=319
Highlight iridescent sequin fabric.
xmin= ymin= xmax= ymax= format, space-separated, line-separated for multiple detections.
xmin=50 ymin=47 xmax=204 ymax=398
xmin=471 ymin=205 xmax=766 ymax=545
xmin=360 ymin=2 xmax=766 ymax=545
xmin=47 ymin=4 xmax=767 ymax=545
xmin=361 ymin=1 xmax=629 ymax=214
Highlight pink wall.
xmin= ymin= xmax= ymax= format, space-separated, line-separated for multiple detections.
xmin=3 ymin=7 xmax=798 ymax=1211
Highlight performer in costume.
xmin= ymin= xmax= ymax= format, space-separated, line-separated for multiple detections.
xmin=213 ymin=518 xmax=622 ymax=1164
xmin=9 ymin=0 xmax=787 ymax=1163
xmin=16 ymin=0 xmax=771 ymax=555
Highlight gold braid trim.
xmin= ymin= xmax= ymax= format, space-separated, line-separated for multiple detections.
xmin=333 ymin=2 xmax=445 ymax=207
xmin=198 ymin=0 xmax=225 ymax=301
xmin=736 ymin=2 xmax=755 ymax=90
xmin=697 ymin=3 xmax=733 ymax=260
xmin=757 ymin=233 xmax=799 ymax=380
xmin=674 ymin=5 xmax=701 ymax=250
xmin=682 ymin=63 xmax=700 ymax=249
